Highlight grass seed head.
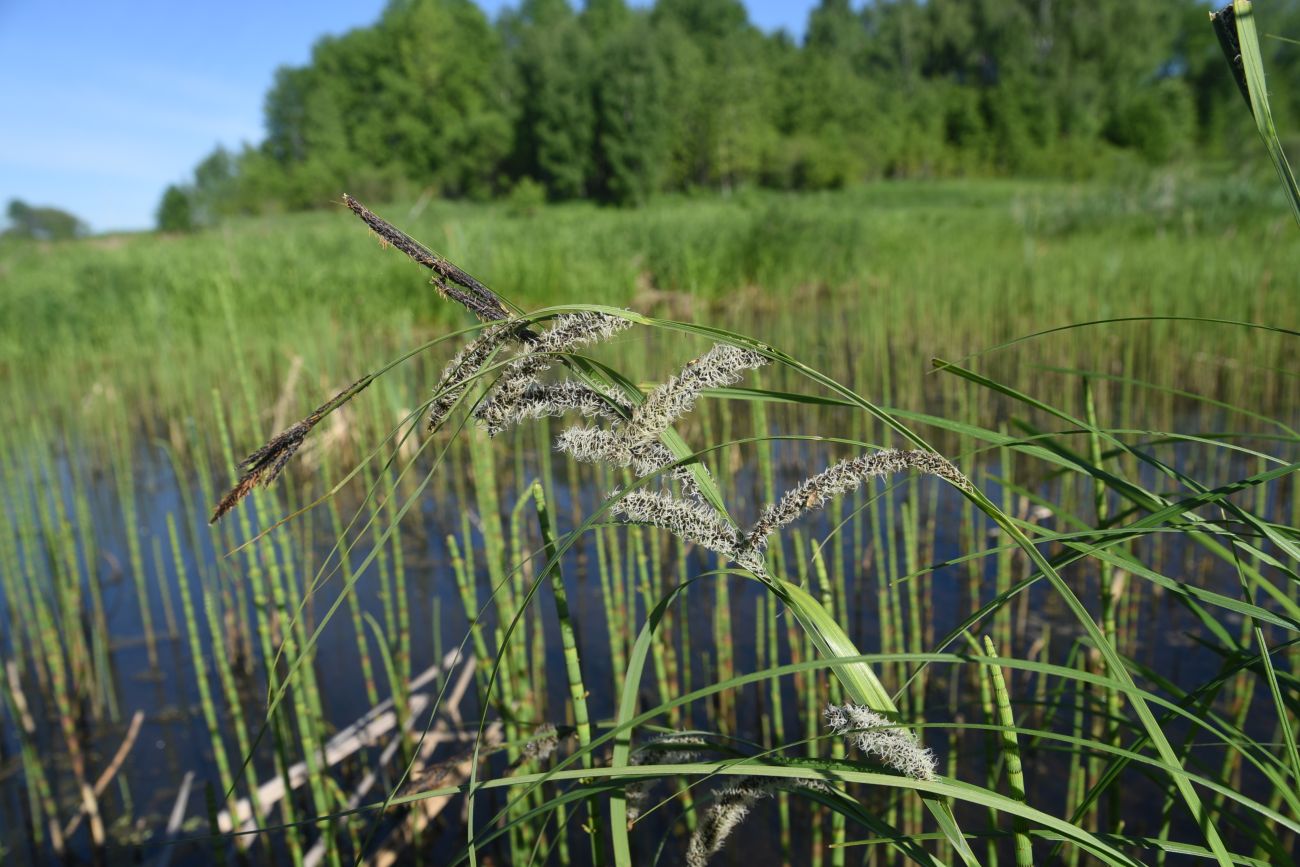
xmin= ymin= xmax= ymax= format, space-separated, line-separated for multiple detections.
xmin=474 ymin=312 xmax=632 ymax=435
xmin=625 ymin=343 xmax=767 ymax=445
xmin=210 ymin=374 xmax=373 ymax=523
xmin=479 ymin=382 xmax=627 ymax=434
xmin=626 ymin=733 xmax=712 ymax=822
xmin=428 ymin=319 xmax=523 ymax=430
xmin=611 ymin=489 xmax=742 ymax=561
xmin=824 ymin=703 xmax=937 ymax=781
xmin=522 ymin=723 xmax=560 ymax=763
xmin=744 ymin=448 xmax=971 ymax=550
xmin=685 ymin=776 xmax=834 ymax=867
xmin=685 ymin=783 xmax=771 ymax=867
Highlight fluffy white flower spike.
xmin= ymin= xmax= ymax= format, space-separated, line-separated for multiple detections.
xmin=611 ymin=490 xmax=742 ymax=561
xmin=625 ymin=343 xmax=767 ymax=445
xmin=824 ymin=704 xmax=937 ymax=781
xmin=685 ymin=776 xmax=834 ymax=867
xmin=624 ymin=733 xmax=712 ymax=822
xmin=427 ymin=319 xmax=523 ymax=430
xmin=744 ymin=448 xmax=971 ymax=551
xmin=475 ymin=312 xmax=633 ymax=435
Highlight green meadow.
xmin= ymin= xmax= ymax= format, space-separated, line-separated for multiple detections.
xmin=1 ymin=173 xmax=1298 ymax=865
xmin=4 ymin=172 xmax=1297 ymax=432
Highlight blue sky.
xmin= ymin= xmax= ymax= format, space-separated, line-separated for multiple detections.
xmin=0 ymin=1 xmax=817 ymax=233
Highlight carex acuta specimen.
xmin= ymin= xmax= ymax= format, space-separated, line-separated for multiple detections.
xmin=211 ymin=194 xmax=515 ymax=522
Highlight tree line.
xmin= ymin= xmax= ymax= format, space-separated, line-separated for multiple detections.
xmin=3 ymin=200 xmax=87 ymax=242
xmin=157 ymin=0 xmax=1299 ymax=230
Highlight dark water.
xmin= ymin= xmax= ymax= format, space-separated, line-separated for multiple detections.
xmin=1 ymin=430 xmax=1295 ymax=865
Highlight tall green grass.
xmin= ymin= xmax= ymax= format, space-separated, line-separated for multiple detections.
xmin=0 ymin=166 xmax=1298 ymax=866
xmin=210 ymin=183 xmax=1299 ymax=866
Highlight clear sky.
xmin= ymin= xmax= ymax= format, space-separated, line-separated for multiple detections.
xmin=0 ymin=1 xmax=817 ymax=234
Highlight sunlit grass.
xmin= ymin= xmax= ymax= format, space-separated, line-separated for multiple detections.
xmin=0 ymin=167 xmax=1297 ymax=865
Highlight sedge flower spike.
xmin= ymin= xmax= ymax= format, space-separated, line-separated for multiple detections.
xmin=624 ymin=733 xmax=712 ymax=822
xmin=475 ymin=312 xmax=633 ymax=436
xmin=685 ymin=776 xmax=834 ymax=866
xmin=625 ymin=343 xmax=767 ymax=445
xmin=824 ymin=704 xmax=937 ymax=781
xmin=745 ymin=448 xmax=970 ymax=551
xmin=343 ymin=193 xmax=510 ymax=323
xmin=551 ymin=341 xmax=764 ymax=499
xmin=210 ymin=373 xmax=374 ymax=523
xmin=685 ymin=783 xmax=771 ymax=867
xmin=427 ymin=319 xmax=523 ymax=431
xmin=482 ymin=382 xmax=626 ymax=432
xmin=603 ymin=446 xmax=969 ymax=579
xmin=555 ymin=427 xmax=703 ymax=497
xmin=522 ymin=723 xmax=560 ymax=763
xmin=611 ymin=490 xmax=743 ymax=562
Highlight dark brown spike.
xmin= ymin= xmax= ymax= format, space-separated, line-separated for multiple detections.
xmin=1210 ymin=5 xmax=1253 ymax=115
xmin=209 ymin=374 xmax=375 ymax=523
xmin=210 ymin=473 xmax=262 ymax=524
xmin=342 ymin=194 xmax=510 ymax=323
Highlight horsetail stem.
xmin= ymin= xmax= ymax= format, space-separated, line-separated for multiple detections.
xmin=984 ymin=636 xmax=1033 ymax=867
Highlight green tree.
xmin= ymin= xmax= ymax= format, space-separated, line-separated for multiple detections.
xmin=256 ymin=0 xmax=510 ymax=206
xmin=651 ymin=0 xmax=749 ymax=44
xmin=508 ymin=3 xmax=596 ymax=199
xmin=155 ymin=185 xmax=195 ymax=232
xmin=259 ymin=56 xmax=356 ymax=208
xmin=3 ymin=199 xmax=87 ymax=241
xmin=263 ymin=66 xmax=315 ymax=165
xmin=171 ymin=0 xmax=1259 ymax=211
xmin=191 ymin=147 xmax=239 ymax=222
xmin=591 ymin=15 xmax=670 ymax=203
xmin=650 ymin=5 xmax=779 ymax=191
xmin=806 ymin=0 xmax=865 ymax=57
xmin=580 ymin=0 xmax=631 ymax=37
xmin=377 ymin=0 xmax=512 ymax=198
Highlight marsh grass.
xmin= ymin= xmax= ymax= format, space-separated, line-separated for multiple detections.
xmin=183 ymin=195 xmax=1297 ymax=866
xmin=1 ymin=163 xmax=1299 ymax=867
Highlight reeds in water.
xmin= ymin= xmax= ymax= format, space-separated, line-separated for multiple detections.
xmin=6 ymin=154 xmax=1300 ymax=867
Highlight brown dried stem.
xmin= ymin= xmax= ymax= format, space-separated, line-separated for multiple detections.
xmin=63 ymin=710 xmax=145 ymax=839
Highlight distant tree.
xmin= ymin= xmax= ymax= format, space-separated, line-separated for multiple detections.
xmin=4 ymin=199 xmax=87 ymax=241
xmin=806 ymin=0 xmax=865 ymax=57
xmin=260 ymin=33 xmax=373 ymax=207
xmin=191 ymin=146 xmax=240 ymax=222
xmin=156 ymin=186 xmax=195 ymax=232
xmin=168 ymin=0 xmax=1263 ymax=211
xmin=706 ymin=35 xmax=780 ymax=189
xmin=580 ymin=0 xmax=631 ymax=37
xmin=377 ymin=0 xmax=513 ymax=198
xmin=591 ymin=15 xmax=671 ymax=204
xmin=775 ymin=49 xmax=879 ymax=186
xmin=651 ymin=0 xmax=750 ymax=44
xmin=509 ymin=5 xmax=596 ymax=199
xmin=647 ymin=5 xmax=783 ymax=193
xmin=256 ymin=0 xmax=510 ymax=205
xmin=263 ymin=65 xmax=316 ymax=165
xmin=513 ymin=0 xmax=573 ymax=29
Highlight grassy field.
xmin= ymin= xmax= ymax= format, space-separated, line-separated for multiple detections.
xmin=1 ymin=174 xmax=1298 ymax=865
xmin=2 ymin=171 xmax=1297 ymax=438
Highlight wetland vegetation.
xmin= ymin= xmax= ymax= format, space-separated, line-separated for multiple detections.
xmin=2 ymin=170 xmax=1299 ymax=864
